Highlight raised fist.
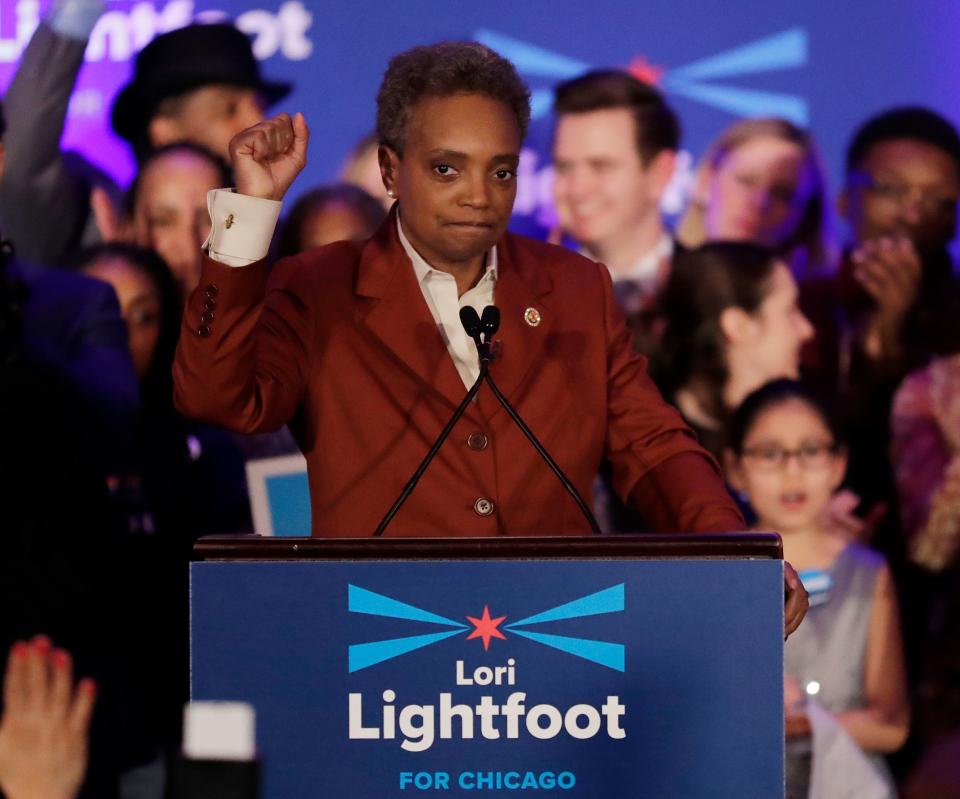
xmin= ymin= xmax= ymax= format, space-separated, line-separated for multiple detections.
xmin=229 ymin=112 xmax=310 ymax=201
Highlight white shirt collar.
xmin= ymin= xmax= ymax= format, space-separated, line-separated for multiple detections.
xmin=397 ymin=213 xmax=498 ymax=286
xmin=581 ymin=233 xmax=673 ymax=285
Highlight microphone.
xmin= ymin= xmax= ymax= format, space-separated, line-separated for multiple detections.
xmin=479 ymin=305 xmax=499 ymax=342
xmin=468 ymin=306 xmax=601 ymax=534
xmin=459 ymin=306 xmax=483 ymax=353
xmin=460 ymin=305 xmax=500 ymax=362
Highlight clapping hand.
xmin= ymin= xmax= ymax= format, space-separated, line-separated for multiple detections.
xmin=852 ymin=236 xmax=921 ymax=362
xmin=824 ymin=489 xmax=887 ymax=543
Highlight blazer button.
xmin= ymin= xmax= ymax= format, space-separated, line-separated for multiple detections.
xmin=473 ymin=497 xmax=495 ymax=517
xmin=200 ymin=311 xmax=215 ymax=324
xmin=197 ymin=325 xmax=212 ymax=338
xmin=204 ymin=284 xmax=219 ymax=298
xmin=202 ymin=298 xmax=217 ymax=311
xmin=467 ymin=431 xmax=488 ymax=450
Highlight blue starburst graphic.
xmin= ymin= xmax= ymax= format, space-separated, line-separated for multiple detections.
xmin=347 ymin=583 xmax=625 ymax=673
xmin=474 ymin=28 xmax=809 ymax=125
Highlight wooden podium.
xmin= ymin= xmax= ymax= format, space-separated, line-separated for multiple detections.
xmin=191 ymin=534 xmax=784 ymax=798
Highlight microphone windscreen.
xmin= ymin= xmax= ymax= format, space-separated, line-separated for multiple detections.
xmin=459 ymin=305 xmax=482 ymax=337
xmin=480 ymin=305 xmax=500 ymax=337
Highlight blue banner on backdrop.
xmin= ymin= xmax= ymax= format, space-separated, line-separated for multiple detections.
xmin=192 ymin=558 xmax=784 ymax=798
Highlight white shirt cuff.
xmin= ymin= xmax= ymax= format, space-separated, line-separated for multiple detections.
xmin=204 ymin=188 xmax=282 ymax=267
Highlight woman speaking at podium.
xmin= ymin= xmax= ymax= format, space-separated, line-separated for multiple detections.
xmin=171 ymin=41 xmax=806 ymax=635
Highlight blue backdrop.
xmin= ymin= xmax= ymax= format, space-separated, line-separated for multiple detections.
xmin=1 ymin=0 xmax=958 ymax=236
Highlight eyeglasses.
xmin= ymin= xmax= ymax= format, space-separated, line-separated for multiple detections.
xmin=851 ymin=172 xmax=958 ymax=216
xmin=733 ymin=172 xmax=800 ymax=205
xmin=741 ymin=441 xmax=837 ymax=472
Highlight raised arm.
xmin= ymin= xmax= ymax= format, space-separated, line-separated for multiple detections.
xmin=173 ymin=113 xmax=312 ymax=433
xmin=0 ymin=1 xmax=104 ymax=264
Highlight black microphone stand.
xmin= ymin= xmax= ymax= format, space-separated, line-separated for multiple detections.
xmin=372 ymin=308 xmax=493 ymax=537
xmin=482 ymin=368 xmax=601 ymax=534
xmin=373 ymin=305 xmax=601 ymax=536
xmin=468 ymin=306 xmax=601 ymax=534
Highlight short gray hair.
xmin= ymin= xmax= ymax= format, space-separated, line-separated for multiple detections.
xmin=376 ymin=41 xmax=531 ymax=155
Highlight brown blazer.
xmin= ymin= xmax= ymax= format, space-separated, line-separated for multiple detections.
xmin=173 ymin=214 xmax=744 ymax=537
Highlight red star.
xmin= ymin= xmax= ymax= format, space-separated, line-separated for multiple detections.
xmin=626 ymin=55 xmax=665 ymax=86
xmin=466 ymin=606 xmax=507 ymax=651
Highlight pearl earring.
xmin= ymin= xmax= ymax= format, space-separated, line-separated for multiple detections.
xmin=387 ymin=189 xmax=396 ymax=198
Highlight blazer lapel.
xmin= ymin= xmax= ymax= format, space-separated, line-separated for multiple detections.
xmin=485 ymin=235 xmax=555 ymax=411
xmin=356 ymin=213 xmax=479 ymax=417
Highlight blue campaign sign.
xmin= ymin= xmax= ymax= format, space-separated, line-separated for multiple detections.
xmin=191 ymin=557 xmax=784 ymax=798
xmin=246 ymin=454 xmax=310 ymax=536
xmin=263 ymin=472 xmax=310 ymax=536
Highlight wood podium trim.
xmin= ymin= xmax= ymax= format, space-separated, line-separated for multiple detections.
xmin=192 ymin=533 xmax=781 ymax=561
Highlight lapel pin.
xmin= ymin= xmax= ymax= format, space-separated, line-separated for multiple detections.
xmin=524 ymin=307 xmax=541 ymax=327
xmin=225 ymin=213 xmax=234 ymax=229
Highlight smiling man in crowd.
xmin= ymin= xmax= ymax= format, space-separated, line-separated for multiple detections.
xmin=552 ymin=70 xmax=680 ymax=356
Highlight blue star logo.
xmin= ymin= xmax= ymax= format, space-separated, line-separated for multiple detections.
xmin=348 ymin=583 xmax=625 ymax=674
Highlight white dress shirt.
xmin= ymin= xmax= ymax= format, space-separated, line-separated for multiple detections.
xmin=396 ymin=218 xmax=496 ymax=389
xmin=203 ymin=188 xmax=496 ymax=389
xmin=581 ymin=233 xmax=674 ymax=295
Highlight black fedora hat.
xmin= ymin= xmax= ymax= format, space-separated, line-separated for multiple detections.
xmin=111 ymin=23 xmax=292 ymax=144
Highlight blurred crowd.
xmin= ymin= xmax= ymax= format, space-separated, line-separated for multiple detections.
xmin=1 ymin=1 xmax=960 ymax=798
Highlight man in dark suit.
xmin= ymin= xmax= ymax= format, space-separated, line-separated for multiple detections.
xmin=0 ymin=90 xmax=138 ymax=458
xmin=172 ymin=42 xmax=807 ymax=635
xmin=10 ymin=257 xmax=137 ymax=450
xmin=0 ymin=235 xmax=136 ymax=799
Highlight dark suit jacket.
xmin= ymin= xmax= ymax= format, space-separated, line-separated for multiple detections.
xmin=2 ymin=257 xmax=139 ymax=799
xmin=173 ymin=214 xmax=744 ymax=536
xmin=14 ymin=259 xmax=138 ymax=451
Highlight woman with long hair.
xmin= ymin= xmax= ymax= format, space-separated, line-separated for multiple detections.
xmin=654 ymin=241 xmax=814 ymax=457
xmin=677 ymin=118 xmax=833 ymax=275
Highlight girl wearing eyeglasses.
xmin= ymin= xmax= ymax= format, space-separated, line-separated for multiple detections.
xmin=725 ymin=379 xmax=908 ymax=799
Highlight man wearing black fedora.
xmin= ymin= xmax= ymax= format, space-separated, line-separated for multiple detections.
xmin=112 ymin=23 xmax=292 ymax=162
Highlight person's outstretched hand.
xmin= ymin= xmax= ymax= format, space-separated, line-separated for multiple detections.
xmin=230 ymin=111 xmax=310 ymax=201
xmin=0 ymin=636 xmax=96 ymax=799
